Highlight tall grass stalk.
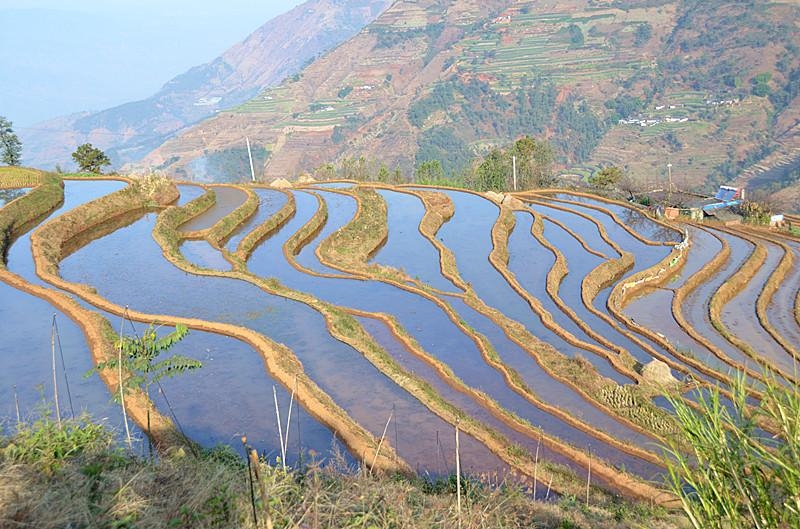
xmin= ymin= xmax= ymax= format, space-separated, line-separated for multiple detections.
xmin=663 ymin=370 xmax=800 ymax=528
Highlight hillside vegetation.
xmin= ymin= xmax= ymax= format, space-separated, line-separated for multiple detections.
xmin=137 ymin=0 xmax=800 ymax=208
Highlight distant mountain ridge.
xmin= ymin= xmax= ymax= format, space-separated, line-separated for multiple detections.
xmin=20 ymin=0 xmax=392 ymax=171
xmin=135 ymin=0 xmax=800 ymax=208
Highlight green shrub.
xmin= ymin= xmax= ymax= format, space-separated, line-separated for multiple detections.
xmin=1 ymin=414 xmax=113 ymax=473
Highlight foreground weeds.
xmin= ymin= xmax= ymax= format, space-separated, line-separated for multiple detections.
xmin=0 ymin=418 xmax=682 ymax=528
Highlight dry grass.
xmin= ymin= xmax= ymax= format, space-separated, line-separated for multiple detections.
xmin=0 ymin=419 xmax=684 ymax=529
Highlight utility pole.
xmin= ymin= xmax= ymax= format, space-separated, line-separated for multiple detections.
xmin=246 ymin=137 xmax=256 ymax=183
xmin=512 ymin=155 xmax=517 ymax=192
xmin=667 ymin=162 xmax=673 ymax=205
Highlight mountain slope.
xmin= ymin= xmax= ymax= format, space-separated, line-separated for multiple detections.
xmin=137 ymin=0 xmax=800 ymax=198
xmin=20 ymin=0 xmax=392 ymax=171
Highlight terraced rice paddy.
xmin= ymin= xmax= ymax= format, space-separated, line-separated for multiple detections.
xmin=2 ymin=174 xmax=799 ymax=503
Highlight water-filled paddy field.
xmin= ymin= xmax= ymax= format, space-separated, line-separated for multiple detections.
xmin=2 ymin=175 xmax=798 ymax=501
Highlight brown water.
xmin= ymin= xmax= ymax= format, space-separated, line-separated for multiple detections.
xmin=179 ymin=186 xmax=247 ymax=232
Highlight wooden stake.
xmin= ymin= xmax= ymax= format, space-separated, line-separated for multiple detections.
xmin=242 ymin=436 xmax=258 ymax=526
xmin=533 ymin=433 xmax=541 ymax=499
xmin=250 ymin=448 xmax=274 ymax=529
xmin=392 ymin=403 xmax=399 ymax=463
xmin=545 ymin=475 xmax=553 ymax=501
xmin=455 ymin=421 xmax=462 ymax=529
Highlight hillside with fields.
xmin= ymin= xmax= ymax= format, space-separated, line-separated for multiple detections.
xmin=19 ymin=0 xmax=392 ymax=172
xmin=135 ymin=0 xmax=800 ymax=207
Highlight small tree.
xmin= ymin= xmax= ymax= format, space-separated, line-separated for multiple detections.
xmin=568 ymin=24 xmax=584 ymax=47
xmin=0 ymin=116 xmax=22 ymax=166
xmin=415 ymin=159 xmax=445 ymax=184
xmin=634 ymin=22 xmax=653 ymax=47
xmin=588 ymin=166 xmax=622 ymax=189
xmin=92 ymin=323 xmax=200 ymax=452
xmin=474 ymin=149 xmax=509 ymax=191
xmin=72 ymin=143 xmax=111 ymax=174
xmin=512 ymin=136 xmax=555 ymax=189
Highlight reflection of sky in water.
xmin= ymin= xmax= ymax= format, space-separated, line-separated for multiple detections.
xmin=225 ymin=189 xmax=288 ymax=252
xmin=370 ymin=189 xmax=458 ymax=292
xmin=294 ymin=190 xmax=357 ymax=276
xmin=2 ymin=180 xmax=708 ymax=480
xmin=60 ymin=211 xmax=501 ymax=474
xmin=181 ymin=240 xmax=232 ymax=271
xmin=0 ymin=281 xmax=125 ymax=433
xmin=250 ymin=191 xmax=665 ymax=479
xmin=6 ymin=180 xmax=127 ymax=285
xmin=176 ymin=184 xmax=205 ymax=206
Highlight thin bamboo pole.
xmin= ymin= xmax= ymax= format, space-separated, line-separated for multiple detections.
xmin=118 ymin=308 xmax=132 ymax=447
xmin=13 ymin=385 xmax=20 ymax=425
xmin=51 ymin=314 xmax=61 ymax=428
xmin=370 ymin=410 xmax=393 ymax=473
xmin=273 ymin=385 xmax=286 ymax=470
xmin=586 ymin=448 xmax=592 ymax=508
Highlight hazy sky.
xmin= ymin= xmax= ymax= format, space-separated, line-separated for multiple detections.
xmin=0 ymin=1 xmax=305 ymax=127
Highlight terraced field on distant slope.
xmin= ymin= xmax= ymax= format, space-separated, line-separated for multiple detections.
xmin=2 ymin=170 xmax=798 ymax=503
